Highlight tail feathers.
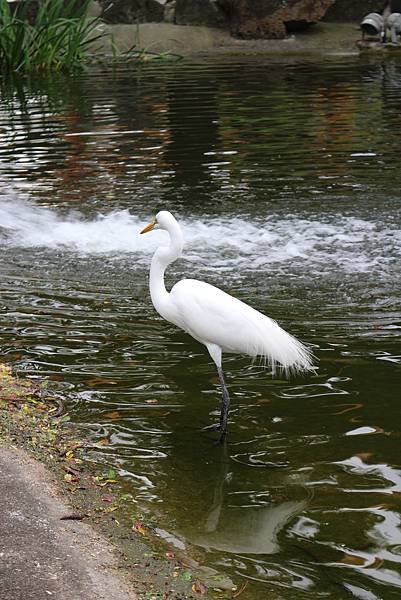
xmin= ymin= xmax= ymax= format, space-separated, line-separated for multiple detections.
xmin=245 ymin=312 xmax=314 ymax=376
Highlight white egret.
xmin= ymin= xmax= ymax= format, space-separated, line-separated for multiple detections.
xmin=141 ymin=211 xmax=313 ymax=440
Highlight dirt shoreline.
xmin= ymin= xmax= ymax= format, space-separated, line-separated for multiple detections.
xmin=0 ymin=445 xmax=138 ymax=600
xmin=91 ymin=21 xmax=361 ymax=58
xmin=0 ymin=364 xmax=234 ymax=599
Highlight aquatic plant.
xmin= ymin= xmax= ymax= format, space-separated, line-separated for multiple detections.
xmin=115 ymin=45 xmax=183 ymax=61
xmin=0 ymin=0 xmax=104 ymax=74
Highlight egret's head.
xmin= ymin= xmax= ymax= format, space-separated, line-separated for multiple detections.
xmin=140 ymin=210 xmax=174 ymax=234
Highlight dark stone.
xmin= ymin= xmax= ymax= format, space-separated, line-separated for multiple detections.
xmin=174 ymin=0 xmax=228 ymax=27
xmin=99 ymin=0 xmax=164 ymax=24
xmin=324 ymin=0 xmax=389 ymax=22
xmin=229 ymin=0 xmax=336 ymax=39
xmin=6 ymin=0 xmax=88 ymax=23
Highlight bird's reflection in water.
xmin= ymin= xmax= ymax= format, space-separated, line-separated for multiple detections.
xmin=175 ymin=444 xmax=307 ymax=555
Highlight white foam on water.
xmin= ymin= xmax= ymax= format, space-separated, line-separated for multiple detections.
xmin=0 ymin=199 xmax=146 ymax=254
xmin=0 ymin=198 xmax=399 ymax=277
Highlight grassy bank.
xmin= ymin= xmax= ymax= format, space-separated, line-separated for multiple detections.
xmin=0 ymin=363 xmax=235 ymax=599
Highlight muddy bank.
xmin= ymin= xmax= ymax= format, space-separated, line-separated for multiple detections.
xmin=91 ymin=21 xmax=360 ymax=57
xmin=0 ymin=365 xmax=235 ymax=599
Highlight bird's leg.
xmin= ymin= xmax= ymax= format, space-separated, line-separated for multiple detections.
xmin=217 ymin=366 xmax=230 ymax=442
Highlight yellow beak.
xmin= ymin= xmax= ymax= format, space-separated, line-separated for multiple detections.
xmin=140 ymin=220 xmax=156 ymax=234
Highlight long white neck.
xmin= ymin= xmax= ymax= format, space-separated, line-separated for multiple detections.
xmin=149 ymin=218 xmax=184 ymax=315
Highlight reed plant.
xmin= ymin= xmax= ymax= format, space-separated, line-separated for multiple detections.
xmin=0 ymin=0 xmax=104 ymax=74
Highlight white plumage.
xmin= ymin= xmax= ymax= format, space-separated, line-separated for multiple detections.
xmin=141 ymin=210 xmax=313 ymax=440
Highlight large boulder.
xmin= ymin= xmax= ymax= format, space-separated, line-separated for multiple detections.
xmin=99 ymin=0 xmax=164 ymax=23
xmin=324 ymin=0 xmax=388 ymax=22
xmin=174 ymin=0 xmax=228 ymax=27
xmin=228 ymin=0 xmax=336 ymax=39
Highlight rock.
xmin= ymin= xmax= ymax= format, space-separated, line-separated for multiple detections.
xmin=324 ymin=0 xmax=389 ymax=22
xmin=164 ymin=0 xmax=176 ymax=23
xmin=99 ymin=0 xmax=164 ymax=24
xmin=229 ymin=0 xmax=337 ymax=39
xmin=88 ymin=1 xmax=102 ymax=17
xmin=174 ymin=0 xmax=228 ymax=28
xmin=8 ymin=0 xmax=89 ymax=23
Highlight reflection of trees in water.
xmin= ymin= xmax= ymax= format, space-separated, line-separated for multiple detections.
xmin=3 ymin=61 xmax=401 ymax=208
xmin=163 ymin=70 xmax=220 ymax=191
xmin=381 ymin=59 xmax=401 ymax=156
xmin=0 ymin=75 xmax=102 ymax=201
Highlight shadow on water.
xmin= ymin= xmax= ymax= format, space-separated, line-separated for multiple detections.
xmin=1 ymin=57 xmax=401 ymax=598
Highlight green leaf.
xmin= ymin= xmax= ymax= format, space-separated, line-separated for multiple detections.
xmin=104 ymin=468 xmax=116 ymax=480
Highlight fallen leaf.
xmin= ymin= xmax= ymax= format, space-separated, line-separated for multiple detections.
xmin=63 ymin=464 xmax=81 ymax=475
xmin=87 ymin=378 xmax=118 ymax=387
xmin=102 ymin=495 xmax=114 ymax=503
xmin=104 ymin=411 xmax=121 ymax=420
xmin=192 ymin=580 xmax=207 ymax=594
xmin=98 ymin=479 xmax=117 ymax=487
xmin=233 ymin=582 xmax=248 ymax=598
xmin=341 ymin=553 xmax=367 ymax=566
xmin=132 ymin=522 xmax=147 ymax=536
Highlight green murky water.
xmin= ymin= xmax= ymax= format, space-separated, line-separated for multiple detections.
xmin=0 ymin=57 xmax=401 ymax=599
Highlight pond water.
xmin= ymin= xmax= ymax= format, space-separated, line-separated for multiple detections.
xmin=0 ymin=56 xmax=401 ymax=599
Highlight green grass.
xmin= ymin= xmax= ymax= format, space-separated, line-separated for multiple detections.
xmin=0 ymin=0 xmax=104 ymax=74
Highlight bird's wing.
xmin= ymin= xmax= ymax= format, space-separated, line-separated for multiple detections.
xmin=169 ymin=279 xmax=312 ymax=374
